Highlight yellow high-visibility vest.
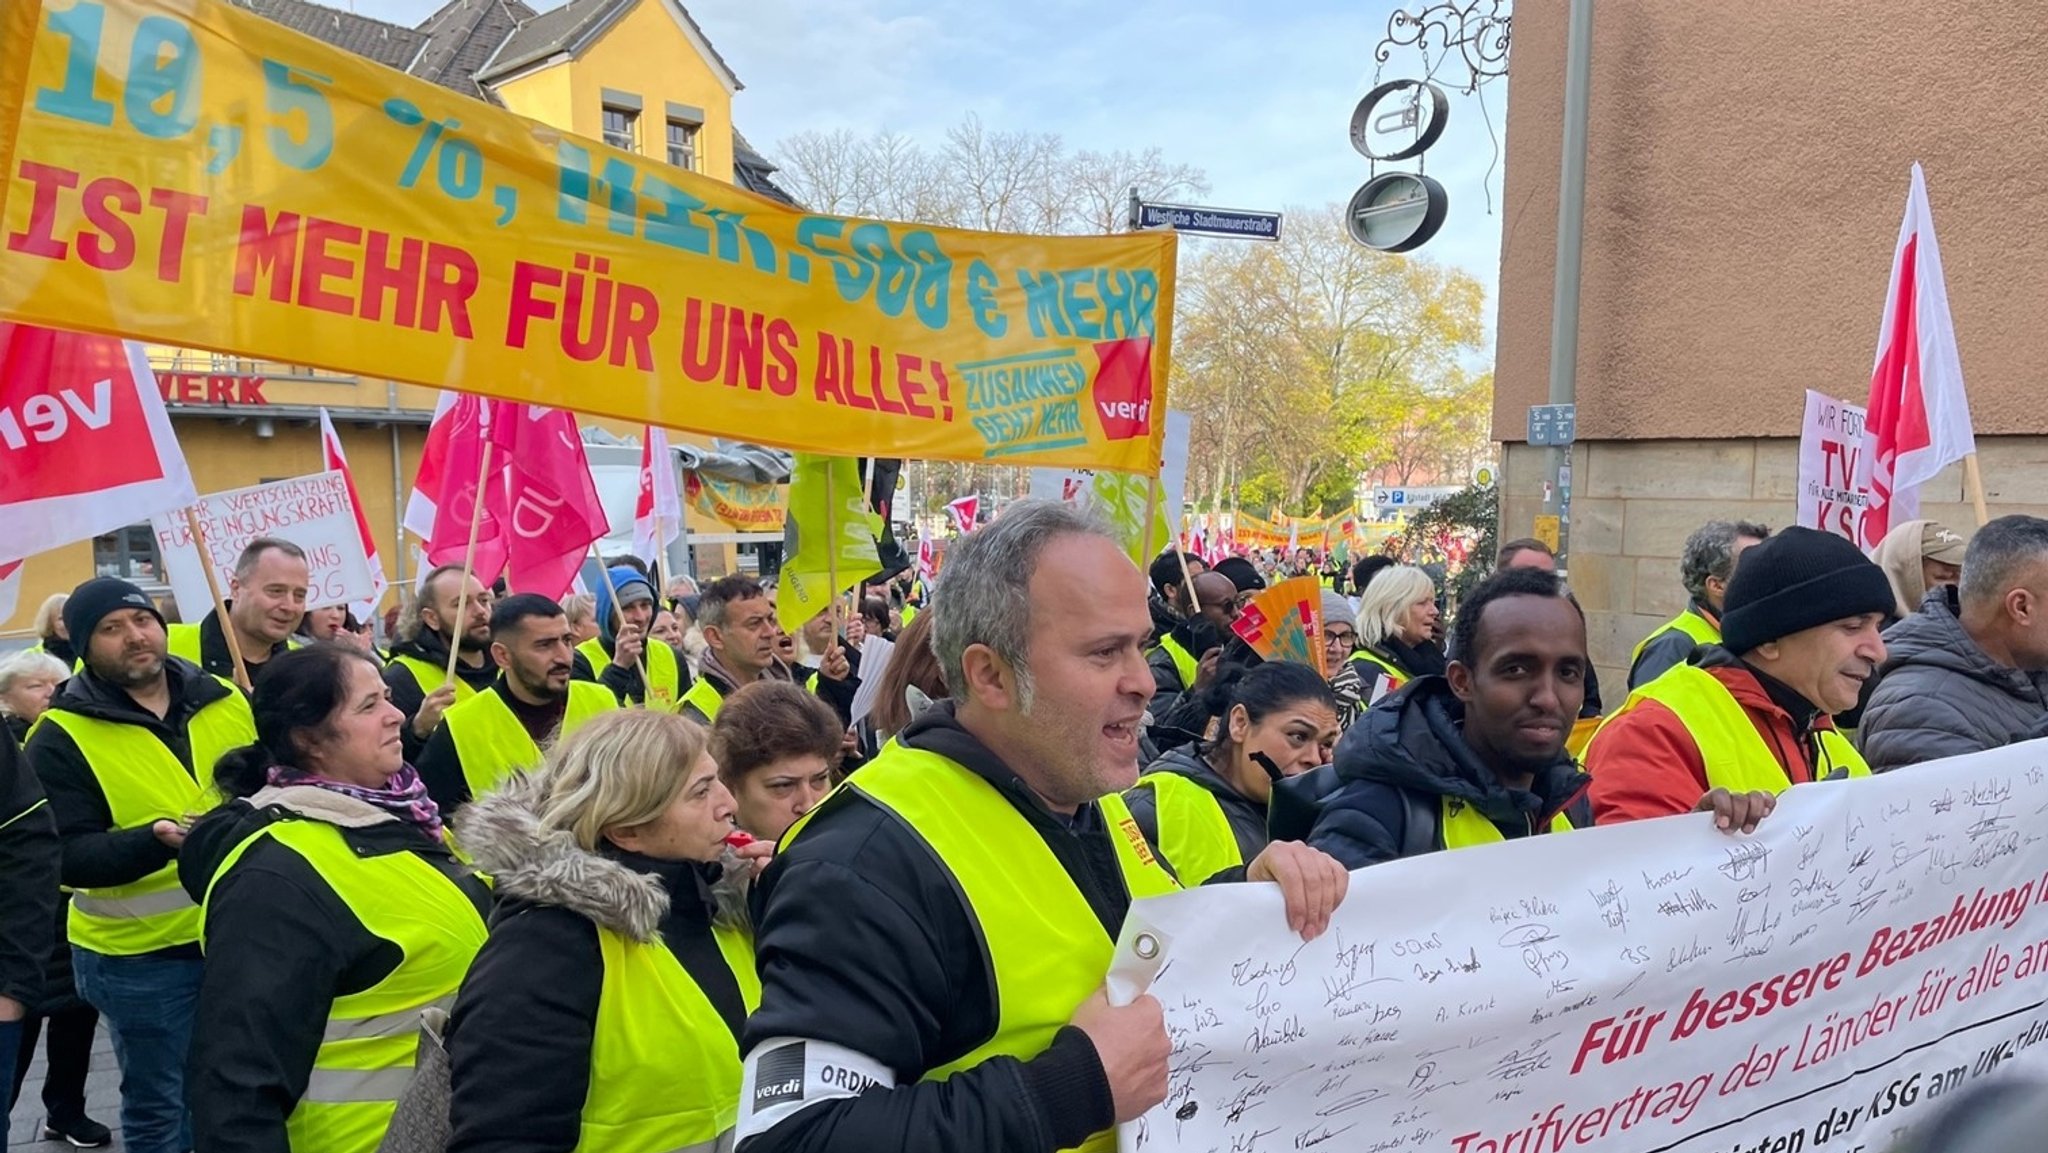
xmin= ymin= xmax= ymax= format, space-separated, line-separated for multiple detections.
xmin=203 ymin=816 xmax=486 ymax=1153
xmin=39 ymin=683 xmax=253 ymax=955
xmin=784 ymin=743 xmax=1179 ymax=1153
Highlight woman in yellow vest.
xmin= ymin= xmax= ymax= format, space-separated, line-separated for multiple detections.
xmin=448 ymin=709 xmax=767 ymax=1153
xmin=1125 ymin=662 xmax=1340 ymax=885
xmin=1342 ymin=564 xmax=1445 ymax=725
xmin=181 ymin=643 xmax=491 ymax=1153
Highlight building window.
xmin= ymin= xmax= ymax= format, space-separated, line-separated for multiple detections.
xmin=94 ymin=524 xmax=162 ymax=583
xmin=666 ymin=120 xmax=698 ymax=171
xmin=602 ymin=106 xmax=638 ymax=152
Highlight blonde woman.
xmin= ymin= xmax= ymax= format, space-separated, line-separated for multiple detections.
xmin=449 ymin=710 xmax=772 ymax=1153
xmin=1337 ymin=565 xmax=1444 ymax=724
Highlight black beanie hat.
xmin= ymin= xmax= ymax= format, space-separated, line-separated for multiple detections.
xmin=1719 ymin=527 xmax=1894 ymax=654
xmin=64 ymin=577 xmax=165 ymax=651
xmin=1213 ymin=556 xmax=1265 ymax=594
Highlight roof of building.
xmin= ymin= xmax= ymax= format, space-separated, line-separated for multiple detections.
xmin=231 ymin=0 xmax=428 ymax=72
xmin=410 ymin=0 xmax=539 ymax=101
xmin=734 ymin=131 xmax=798 ymax=207
xmin=239 ymin=0 xmax=787 ymax=202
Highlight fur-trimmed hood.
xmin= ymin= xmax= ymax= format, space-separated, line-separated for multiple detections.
xmin=456 ymin=774 xmax=747 ymax=940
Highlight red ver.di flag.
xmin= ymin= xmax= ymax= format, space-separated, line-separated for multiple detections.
xmin=1854 ymin=163 xmax=1976 ymax=548
xmin=488 ymin=404 xmax=609 ymax=600
xmin=0 ymin=322 xmax=196 ymax=556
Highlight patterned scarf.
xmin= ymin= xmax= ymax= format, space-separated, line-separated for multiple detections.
xmin=267 ymin=763 xmax=446 ymax=842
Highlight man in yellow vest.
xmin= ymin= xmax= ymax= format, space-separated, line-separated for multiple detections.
xmin=166 ymin=537 xmax=309 ymax=684
xmin=1144 ymin=570 xmax=1240 ymax=752
xmin=383 ymin=564 xmax=499 ymax=765
xmin=578 ymin=564 xmax=690 ymax=709
xmin=678 ymin=576 xmax=794 ymax=724
xmin=1628 ymin=520 xmax=1771 ymax=689
xmin=416 ymin=595 xmax=616 ymax=813
xmin=23 ymin=578 xmax=256 ymax=1153
xmin=736 ymin=500 xmax=1349 ymax=1153
xmin=1299 ymin=568 xmax=1776 ymax=865
xmin=1588 ymin=526 xmax=1893 ymax=824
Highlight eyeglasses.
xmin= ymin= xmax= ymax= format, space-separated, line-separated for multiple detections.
xmin=1324 ymin=629 xmax=1357 ymax=648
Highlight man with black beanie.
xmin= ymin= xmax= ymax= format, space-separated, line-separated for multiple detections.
xmin=1584 ymin=527 xmax=1892 ymax=824
xmin=23 ymin=578 xmax=255 ymax=1153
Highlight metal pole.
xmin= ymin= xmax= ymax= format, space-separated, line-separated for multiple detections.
xmin=1544 ymin=0 xmax=1594 ymax=574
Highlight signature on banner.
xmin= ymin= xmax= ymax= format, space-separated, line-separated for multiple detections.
xmin=1115 ymin=742 xmax=2048 ymax=1153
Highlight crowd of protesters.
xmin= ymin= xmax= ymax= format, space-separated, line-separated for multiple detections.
xmin=0 ymin=503 xmax=2043 ymax=1152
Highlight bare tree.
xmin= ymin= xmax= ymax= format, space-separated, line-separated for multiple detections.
xmin=773 ymin=116 xmax=1207 ymax=236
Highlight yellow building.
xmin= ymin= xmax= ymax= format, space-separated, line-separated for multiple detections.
xmin=5 ymin=0 xmax=794 ymax=637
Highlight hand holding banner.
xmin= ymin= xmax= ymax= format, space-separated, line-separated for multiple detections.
xmin=0 ymin=0 xmax=1174 ymax=471
xmin=1111 ymin=739 xmax=2048 ymax=1153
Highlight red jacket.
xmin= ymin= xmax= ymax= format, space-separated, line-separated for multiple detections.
xmin=1586 ymin=661 xmax=1838 ymax=825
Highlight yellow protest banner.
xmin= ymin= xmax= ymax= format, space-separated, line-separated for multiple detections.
xmin=0 ymin=0 xmax=1175 ymax=472
xmin=683 ymin=471 xmax=784 ymax=533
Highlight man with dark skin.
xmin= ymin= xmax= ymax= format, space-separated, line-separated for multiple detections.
xmin=1309 ymin=567 xmax=1773 ymax=865
xmin=1145 ymin=570 xmax=1240 ymax=751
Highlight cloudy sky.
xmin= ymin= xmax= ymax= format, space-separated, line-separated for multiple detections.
xmin=350 ymin=0 xmax=1518 ymax=337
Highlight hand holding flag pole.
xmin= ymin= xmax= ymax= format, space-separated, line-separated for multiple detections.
xmin=444 ymin=440 xmax=495 ymax=688
xmin=588 ymin=542 xmax=652 ymax=708
xmin=185 ymin=507 xmax=250 ymax=693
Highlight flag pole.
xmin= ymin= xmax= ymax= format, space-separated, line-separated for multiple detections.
xmin=185 ymin=507 xmax=250 ymax=693
xmin=444 ymin=441 xmax=494 ymax=687
xmin=588 ymin=544 xmax=652 ymax=708
xmin=1963 ymin=453 xmax=1991 ymax=526
xmin=825 ymin=463 xmax=842 ymax=641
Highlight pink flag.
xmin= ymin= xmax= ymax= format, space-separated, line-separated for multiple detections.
xmin=946 ymin=494 xmax=980 ymax=535
xmin=320 ymin=408 xmax=389 ymax=620
xmin=423 ymin=395 xmax=510 ymax=586
xmin=402 ymin=391 xmax=463 ymax=544
xmin=633 ymin=425 xmax=682 ymax=566
xmin=490 ymin=405 xmax=609 ymax=599
xmin=916 ymin=526 xmax=937 ymax=579
xmin=1855 ymin=163 xmax=1977 ymax=548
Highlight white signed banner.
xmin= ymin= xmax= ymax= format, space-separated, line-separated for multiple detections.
xmin=1109 ymin=740 xmax=2048 ymax=1153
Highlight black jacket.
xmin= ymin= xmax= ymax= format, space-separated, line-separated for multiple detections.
xmin=383 ymin=632 xmax=501 ymax=764
xmin=1308 ymin=677 xmax=1588 ymax=869
xmin=189 ymin=609 xmax=293 ymax=684
xmin=1146 ymin=592 xmax=1181 ymax=645
xmin=682 ymin=655 xmax=859 ymax=729
xmin=0 ymin=731 xmax=58 ymax=1009
xmin=571 ymin=636 xmax=692 ymax=708
xmin=1145 ymin=622 xmax=1223 ymax=752
xmin=447 ymin=779 xmax=747 ymax=1153
xmin=24 ymin=659 xmax=238 ymax=960
xmin=1125 ymin=746 xmax=1262 ymax=884
xmin=738 ymin=704 xmax=1127 ymax=1153
xmin=414 ymin=681 xmax=571 ymax=816
xmin=180 ymin=789 xmax=491 ymax=1153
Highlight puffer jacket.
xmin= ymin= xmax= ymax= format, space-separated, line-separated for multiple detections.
xmin=1859 ymin=587 xmax=2048 ymax=772
xmin=1308 ymin=677 xmax=1587 ymax=869
xmin=447 ymin=777 xmax=750 ymax=1153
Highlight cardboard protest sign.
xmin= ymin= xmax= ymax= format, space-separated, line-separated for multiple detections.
xmin=1798 ymin=390 xmax=1870 ymax=543
xmin=151 ymin=471 xmax=374 ymax=613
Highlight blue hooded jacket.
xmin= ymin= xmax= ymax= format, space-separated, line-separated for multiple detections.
xmin=590 ymin=565 xmax=656 ymax=647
